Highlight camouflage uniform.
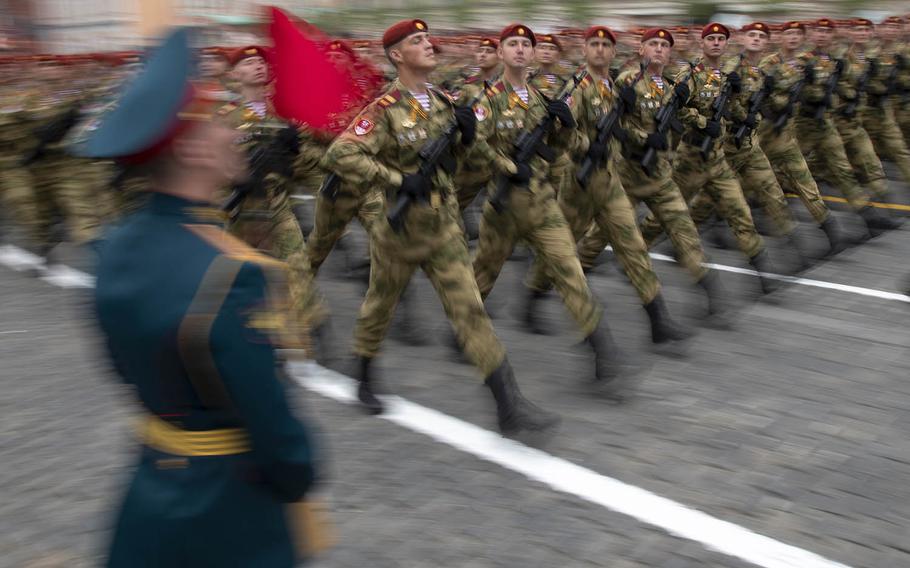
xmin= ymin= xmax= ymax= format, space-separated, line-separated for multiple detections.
xmin=688 ymin=57 xmax=797 ymax=237
xmin=791 ymin=49 xmax=870 ymax=209
xmin=472 ymin=79 xmax=601 ymax=337
xmin=322 ymin=78 xmax=507 ymax=376
xmin=220 ymin=101 xmax=328 ymax=336
xmin=639 ymin=58 xmax=766 ymax=261
xmin=452 ymin=74 xmax=498 ymax=215
xmin=757 ymin=51 xmax=831 ymax=225
xmin=526 ymin=72 xmax=661 ymax=305
xmin=23 ymin=83 xmax=112 ymax=248
xmin=530 ymin=67 xmax=575 ymax=197
xmin=577 ymin=66 xmax=708 ymax=282
xmin=893 ymin=41 xmax=910 ymax=141
xmin=0 ymin=85 xmax=41 ymax=242
xmin=859 ymin=44 xmax=910 ymax=188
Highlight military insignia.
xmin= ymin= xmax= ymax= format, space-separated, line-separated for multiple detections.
xmin=401 ymin=118 xmax=416 ymax=128
xmin=354 ymin=118 xmax=374 ymax=136
xmin=518 ymin=28 xmax=526 ymax=36
xmin=415 ymin=21 xmax=425 ymax=31
xmin=474 ymin=105 xmax=488 ymax=121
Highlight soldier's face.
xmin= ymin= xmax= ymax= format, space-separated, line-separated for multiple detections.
xmin=233 ymin=56 xmax=268 ymax=86
xmin=640 ymin=39 xmax=671 ymax=66
xmin=390 ymin=32 xmax=436 ymax=72
xmin=475 ymin=46 xmax=498 ymax=69
xmin=742 ymin=30 xmax=769 ymax=53
xmin=583 ymin=38 xmax=615 ymax=68
xmin=812 ymin=27 xmax=835 ymax=48
xmin=852 ymin=26 xmax=873 ymax=44
xmin=701 ymin=33 xmax=728 ymax=58
xmin=499 ymin=37 xmax=533 ymax=69
xmin=536 ymin=43 xmax=559 ymax=65
xmin=781 ymin=29 xmax=805 ymax=51
xmin=878 ymin=23 xmax=900 ymax=42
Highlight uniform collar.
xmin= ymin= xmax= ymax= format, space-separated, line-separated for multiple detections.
xmin=147 ymin=192 xmax=226 ymax=225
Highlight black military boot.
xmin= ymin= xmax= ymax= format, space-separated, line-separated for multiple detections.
xmin=748 ymin=249 xmax=782 ymax=294
xmin=584 ymin=318 xmax=639 ymax=397
xmin=520 ymin=288 xmax=554 ymax=335
xmin=859 ymin=205 xmax=902 ymax=237
xmin=643 ymin=294 xmax=690 ymax=344
xmin=819 ymin=216 xmax=850 ymax=257
xmin=310 ymin=320 xmax=339 ymax=369
xmin=354 ymin=355 xmax=383 ymax=415
xmin=485 ymin=360 xmax=560 ymax=435
xmin=784 ymin=231 xmax=812 ymax=272
xmin=697 ymin=270 xmax=735 ymax=328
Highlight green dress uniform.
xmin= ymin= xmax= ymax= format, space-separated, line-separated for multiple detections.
xmin=83 ymin=29 xmax=319 ymax=567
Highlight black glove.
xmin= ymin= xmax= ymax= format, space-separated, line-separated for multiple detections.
xmin=804 ymin=63 xmax=816 ymax=84
xmin=547 ymin=100 xmax=576 ymax=129
xmin=508 ymin=162 xmax=532 ymax=184
xmin=763 ymin=74 xmax=776 ymax=92
xmin=834 ymin=59 xmax=845 ymax=74
xmin=701 ymin=120 xmax=721 ymax=138
xmin=618 ymin=85 xmax=637 ymax=109
xmin=453 ymin=105 xmax=477 ymax=146
xmin=673 ymin=81 xmax=691 ymax=101
xmin=727 ymin=71 xmax=742 ymax=94
xmin=277 ymin=124 xmax=301 ymax=157
xmin=613 ymin=126 xmax=630 ymax=144
xmin=646 ymin=132 xmax=669 ymax=151
xmin=399 ymin=173 xmax=431 ymax=202
xmin=742 ymin=114 xmax=758 ymax=129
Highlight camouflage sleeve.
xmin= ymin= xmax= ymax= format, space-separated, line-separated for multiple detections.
xmin=569 ymin=85 xmax=590 ymax=158
xmin=836 ymin=56 xmax=858 ymax=102
xmin=799 ymin=53 xmax=826 ymax=104
xmin=617 ymin=72 xmax=648 ymax=150
xmin=291 ymin=127 xmax=329 ymax=191
xmin=472 ymin=95 xmax=519 ymax=175
xmin=321 ymin=101 xmax=403 ymax=188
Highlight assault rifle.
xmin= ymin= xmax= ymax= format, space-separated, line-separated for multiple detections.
xmin=489 ymin=71 xmax=587 ymax=213
xmin=733 ymin=73 xmax=773 ymax=147
xmin=699 ymin=55 xmax=744 ymax=160
xmin=811 ymin=58 xmax=845 ymax=124
xmin=575 ymin=61 xmax=647 ymax=188
xmin=841 ymin=58 xmax=877 ymax=118
xmin=222 ymin=123 xmax=300 ymax=216
xmin=770 ymin=62 xmax=812 ymax=134
xmin=387 ymin=90 xmax=485 ymax=232
xmin=640 ymin=64 xmax=694 ymax=177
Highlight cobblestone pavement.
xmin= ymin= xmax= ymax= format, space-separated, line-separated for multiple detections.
xmin=1 ymin=183 xmax=908 ymax=568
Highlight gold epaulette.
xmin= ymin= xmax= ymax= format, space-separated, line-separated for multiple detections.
xmin=183 ymin=223 xmax=286 ymax=269
xmin=378 ymin=90 xmax=402 ymax=108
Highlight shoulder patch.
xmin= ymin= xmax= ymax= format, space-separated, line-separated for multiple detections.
xmin=378 ymin=90 xmax=402 ymax=108
xmin=354 ymin=118 xmax=375 ymax=136
xmin=473 ymin=104 xmax=488 ymax=122
xmin=183 ymin=224 xmax=286 ymax=269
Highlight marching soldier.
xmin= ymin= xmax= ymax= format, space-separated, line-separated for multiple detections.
xmin=638 ymin=22 xmax=782 ymax=294
xmin=686 ymin=22 xmax=808 ymax=266
xmin=472 ymin=23 xmax=637 ymax=389
xmin=219 ymin=45 xmax=332 ymax=359
xmin=815 ymin=19 xmax=903 ymax=214
xmin=322 ymin=19 xmax=560 ymax=434
xmin=856 ymin=18 xmax=910 ymax=189
xmin=756 ymin=20 xmax=852 ymax=256
xmin=530 ymin=33 xmax=571 ymax=98
xmin=86 ymin=29 xmax=319 ymax=566
xmin=789 ymin=19 xmax=900 ymax=236
xmin=579 ymin=28 xmax=734 ymax=324
xmin=523 ymin=25 xmax=690 ymax=346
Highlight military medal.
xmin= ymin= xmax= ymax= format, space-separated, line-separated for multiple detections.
xmin=401 ymin=118 xmax=416 ymax=128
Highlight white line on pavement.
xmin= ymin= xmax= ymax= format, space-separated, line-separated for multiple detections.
xmin=292 ymin=361 xmax=853 ymax=568
xmin=0 ymin=243 xmax=861 ymax=568
xmin=0 ymin=330 xmax=28 ymax=335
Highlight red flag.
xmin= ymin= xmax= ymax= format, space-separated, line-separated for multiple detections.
xmin=268 ymin=7 xmax=382 ymax=134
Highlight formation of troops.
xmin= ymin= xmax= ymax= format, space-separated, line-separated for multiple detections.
xmin=3 ymin=11 xmax=910 ymax=566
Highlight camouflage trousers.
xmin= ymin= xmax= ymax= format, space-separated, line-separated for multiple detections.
xmin=578 ymin=158 xmax=709 ymax=282
xmin=794 ymin=115 xmax=869 ymax=209
xmin=27 ymin=155 xmax=113 ymax=246
xmin=862 ymin=102 xmax=910 ymax=188
xmin=757 ymin=121 xmax=830 ymax=225
xmin=473 ymin=183 xmax=602 ymax=337
xmin=688 ymin=137 xmax=796 ymax=237
xmin=355 ymin=217 xmax=505 ymax=376
xmin=820 ymin=114 xmax=889 ymax=202
xmin=306 ymin=182 xmax=383 ymax=277
xmin=640 ymin=143 xmax=764 ymax=259
xmin=229 ymin=200 xmax=328 ymax=336
xmin=0 ymin=157 xmax=41 ymax=241
xmin=527 ymin=165 xmax=661 ymax=305
xmin=896 ymin=101 xmax=910 ymax=142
